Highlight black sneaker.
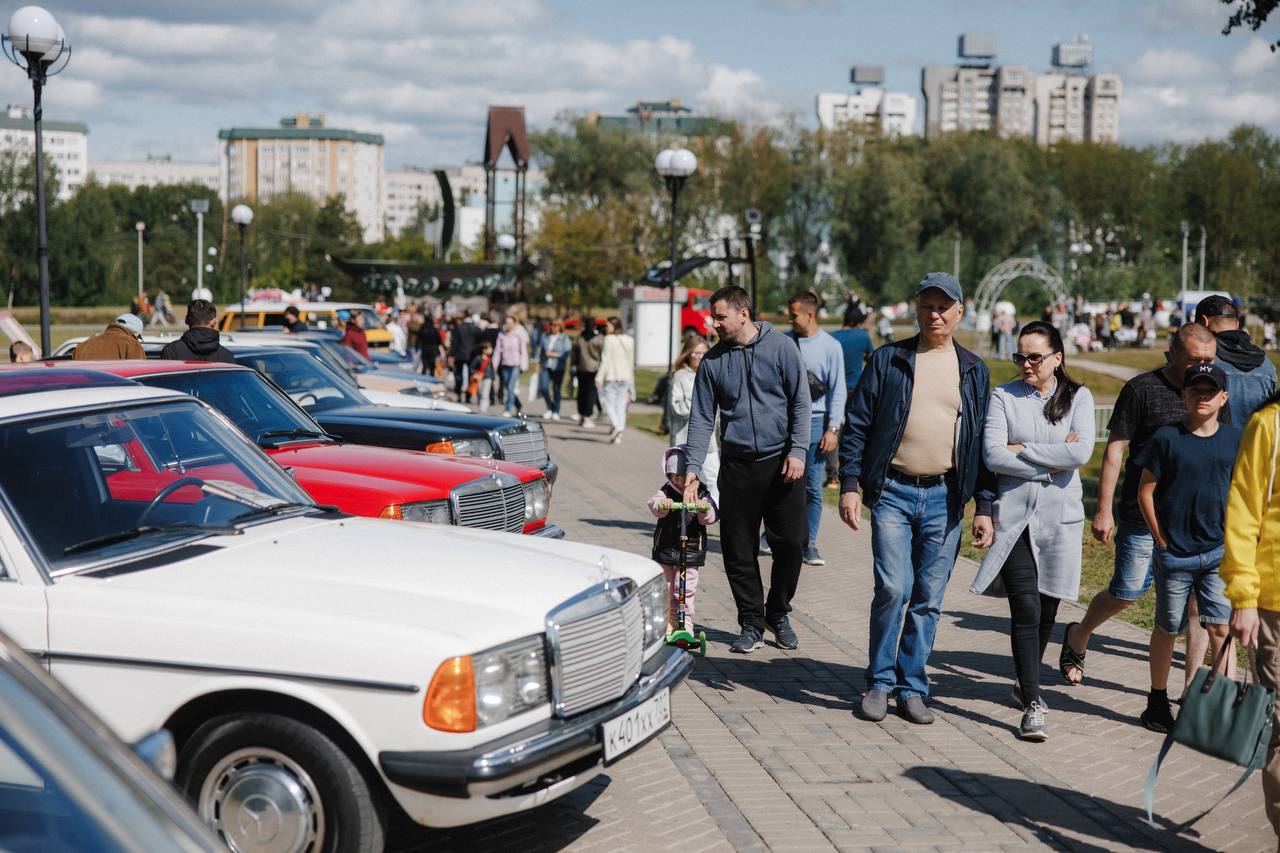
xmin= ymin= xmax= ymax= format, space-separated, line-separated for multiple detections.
xmin=730 ymin=624 xmax=764 ymax=654
xmin=766 ymin=615 xmax=799 ymax=650
xmin=1140 ymin=693 xmax=1177 ymax=733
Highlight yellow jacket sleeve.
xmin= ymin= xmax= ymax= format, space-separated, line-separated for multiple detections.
xmin=1221 ymin=405 xmax=1278 ymax=610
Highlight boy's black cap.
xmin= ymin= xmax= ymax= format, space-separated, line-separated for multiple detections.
xmin=1195 ymin=294 xmax=1237 ymax=322
xmin=1183 ymin=362 xmax=1227 ymax=391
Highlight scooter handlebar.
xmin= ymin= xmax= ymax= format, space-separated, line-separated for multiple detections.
xmin=661 ymin=501 xmax=711 ymax=511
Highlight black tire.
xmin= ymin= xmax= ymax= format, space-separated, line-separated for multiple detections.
xmin=176 ymin=712 xmax=386 ymax=853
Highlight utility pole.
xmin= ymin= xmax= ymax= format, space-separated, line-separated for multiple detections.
xmin=1198 ymin=225 xmax=1206 ymax=290
xmin=135 ymin=221 xmax=146 ymax=298
xmin=1180 ymin=221 xmax=1189 ymax=292
xmin=953 ymin=229 xmax=961 ymax=283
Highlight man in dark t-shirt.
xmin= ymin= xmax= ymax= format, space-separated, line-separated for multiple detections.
xmin=1059 ymin=323 xmax=1220 ymax=686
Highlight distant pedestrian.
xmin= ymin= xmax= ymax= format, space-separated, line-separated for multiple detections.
xmin=830 ymin=305 xmax=876 ymax=394
xmin=682 ymin=285 xmax=811 ymax=655
xmin=877 ymin=311 xmax=894 ymax=344
xmin=649 ymin=446 xmax=719 ymax=635
xmin=1220 ymin=393 xmax=1280 ymax=838
xmin=596 ymin=316 xmax=635 ymax=444
xmin=75 ymin=313 xmax=146 ymax=361
xmin=839 ymin=272 xmax=994 ymax=725
xmin=971 ymin=321 xmax=1094 ymax=742
xmin=469 ymin=342 xmax=494 ymax=413
xmin=282 ymin=305 xmax=308 ymax=333
xmin=341 ymin=311 xmax=369 ymax=359
xmin=1133 ymin=363 xmax=1240 ymax=733
xmin=449 ymin=315 xmax=478 ymax=403
xmin=149 ymin=289 xmax=173 ymax=327
xmin=572 ymin=317 xmax=603 ymax=429
xmin=538 ymin=320 xmax=571 ymax=420
xmin=1197 ymin=294 xmax=1278 ymax=423
xmin=417 ymin=314 xmax=443 ymax=377
xmin=491 ymin=315 xmax=528 ymax=416
xmin=785 ymin=290 xmax=845 ymax=567
xmin=159 ymin=299 xmax=234 ymax=363
xmin=8 ymin=341 xmax=33 ymax=363
xmin=1060 ymin=324 xmax=1221 ymax=688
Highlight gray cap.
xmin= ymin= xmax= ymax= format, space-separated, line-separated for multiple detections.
xmin=915 ymin=272 xmax=962 ymax=303
xmin=114 ymin=313 xmax=144 ymax=335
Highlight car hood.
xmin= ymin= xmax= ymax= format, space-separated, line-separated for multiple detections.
xmin=315 ymin=404 xmax=530 ymax=433
xmin=48 ymin=516 xmax=661 ymax=682
xmin=271 ymin=443 xmax=497 ymax=496
xmin=359 ymin=388 xmax=471 ymax=413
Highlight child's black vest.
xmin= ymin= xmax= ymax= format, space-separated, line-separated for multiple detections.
xmin=651 ymin=482 xmax=710 ymax=567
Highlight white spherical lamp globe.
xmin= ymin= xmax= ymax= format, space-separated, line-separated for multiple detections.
xmin=231 ymin=204 xmax=254 ymax=226
xmin=7 ymin=6 xmax=60 ymax=57
xmin=654 ymin=149 xmax=675 ymax=176
xmin=668 ymin=148 xmax=697 ymax=178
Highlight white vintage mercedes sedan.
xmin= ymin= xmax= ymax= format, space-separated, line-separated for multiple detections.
xmin=0 ymin=368 xmax=689 ymax=852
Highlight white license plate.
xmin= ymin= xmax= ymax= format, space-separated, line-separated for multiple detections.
xmin=601 ymin=688 xmax=671 ymax=763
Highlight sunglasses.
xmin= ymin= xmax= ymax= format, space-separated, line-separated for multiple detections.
xmin=1011 ymin=352 xmax=1056 ymax=367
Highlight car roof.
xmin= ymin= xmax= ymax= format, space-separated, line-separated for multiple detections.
xmin=0 ymin=366 xmax=183 ymax=418
xmin=224 ymin=301 xmax=373 ymax=312
xmin=37 ymin=359 xmax=252 ymax=378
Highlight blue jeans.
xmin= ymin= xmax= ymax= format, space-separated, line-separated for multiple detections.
xmin=804 ymin=414 xmax=826 ymax=548
xmin=1153 ymin=544 xmax=1231 ymax=635
xmin=539 ymin=365 xmax=565 ymax=413
xmin=500 ymin=365 xmax=522 ymax=413
xmin=868 ymin=476 xmax=962 ymax=700
xmin=1107 ymin=520 xmax=1155 ymax=601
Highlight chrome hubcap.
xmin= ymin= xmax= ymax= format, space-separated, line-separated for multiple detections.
xmin=199 ymin=747 xmax=324 ymax=853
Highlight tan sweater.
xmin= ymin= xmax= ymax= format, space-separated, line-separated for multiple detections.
xmin=891 ymin=341 xmax=961 ymax=476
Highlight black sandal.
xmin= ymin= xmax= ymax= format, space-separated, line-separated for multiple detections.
xmin=1059 ymin=622 xmax=1086 ymax=685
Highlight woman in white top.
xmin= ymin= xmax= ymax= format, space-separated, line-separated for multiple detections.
xmin=595 ymin=316 xmax=636 ymax=445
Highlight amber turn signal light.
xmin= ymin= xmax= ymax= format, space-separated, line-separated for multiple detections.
xmin=425 ymin=441 xmax=455 ymax=454
xmin=378 ymin=505 xmax=402 ymax=520
xmin=423 ymin=656 xmax=476 ymax=732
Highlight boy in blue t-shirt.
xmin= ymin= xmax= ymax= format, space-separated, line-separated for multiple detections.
xmin=1133 ymin=363 xmax=1242 ymax=733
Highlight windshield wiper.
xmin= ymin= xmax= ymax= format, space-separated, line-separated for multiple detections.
xmin=255 ymin=427 xmax=340 ymax=445
xmin=229 ymin=502 xmax=338 ymax=525
xmin=64 ymin=524 xmax=241 ymax=556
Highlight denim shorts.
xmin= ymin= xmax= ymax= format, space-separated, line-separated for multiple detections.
xmin=1152 ymin=544 xmax=1231 ymax=635
xmin=1107 ymin=520 xmax=1155 ymax=602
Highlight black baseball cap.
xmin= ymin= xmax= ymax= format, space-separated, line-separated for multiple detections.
xmin=1183 ymin=363 xmax=1227 ymax=391
xmin=1195 ymin=295 xmax=1238 ymax=322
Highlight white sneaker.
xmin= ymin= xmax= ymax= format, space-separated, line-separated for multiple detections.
xmin=581 ymin=418 xmax=595 ymax=429
xmin=551 ymin=412 xmax=561 ymax=421
xmin=611 ymin=432 xmax=623 ymax=445
xmin=541 ymin=411 xmax=554 ymax=421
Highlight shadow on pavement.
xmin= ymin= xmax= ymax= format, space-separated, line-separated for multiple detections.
xmin=391 ymin=774 xmax=607 ymax=851
xmin=902 ymin=766 xmax=1215 ymax=853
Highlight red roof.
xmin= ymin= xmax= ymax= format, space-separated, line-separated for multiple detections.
xmin=8 ymin=360 xmax=249 ymax=378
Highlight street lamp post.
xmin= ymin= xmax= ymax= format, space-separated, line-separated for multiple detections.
xmin=191 ymin=198 xmax=209 ymax=298
xmin=1198 ymin=225 xmax=1206 ymax=290
xmin=655 ymin=148 xmax=697 ymax=383
xmin=1180 ymin=220 xmax=1190 ymax=292
xmin=231 ymin=204 xmax=254 ymax=329
xmin=2 ymin=5 xmax=70 ymax=357
xmin=135 ymin=221 xmax=145 ymax=298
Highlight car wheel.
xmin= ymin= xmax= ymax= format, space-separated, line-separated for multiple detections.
xmin=176 ymin=712 xmax=385 ymax=853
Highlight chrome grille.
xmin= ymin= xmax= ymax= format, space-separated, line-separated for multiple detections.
xmin=498 ymin=427 xmax=549 ymax=468
xmin=547 ymin=580 xmax=645 ymax=716
xmin=452 ymin=475 xmax=526 ymax=533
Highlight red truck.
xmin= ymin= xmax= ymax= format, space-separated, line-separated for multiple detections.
xmin=39 ymin=361 xmax=561 ymax=537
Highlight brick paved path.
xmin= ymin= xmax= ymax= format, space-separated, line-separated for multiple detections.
xmin=402 ymin=420 xmax=1271 ymax=851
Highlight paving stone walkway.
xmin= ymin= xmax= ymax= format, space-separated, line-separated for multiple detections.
xmin=403 ymin=418 xmax=1271 ymax=852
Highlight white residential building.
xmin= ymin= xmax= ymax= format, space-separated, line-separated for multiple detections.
xmin=89 ymin=157 xmax=220 ymax=193
xmin=815 ymin=88 xmax=917 ymax=137
xmin=0 ymin=104 xmax=87 ymax=200
xmin=1086 ymin=74 xmax=1121 ymax=143
xmin=218 ymin=112 xmax=385 ymax=242
xmin=1034 ymin=73 xmax=1089 ymax=146
xmin=384 ymin=168 xmax=443 ymax=237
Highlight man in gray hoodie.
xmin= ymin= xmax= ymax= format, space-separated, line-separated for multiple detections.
xmin=683 ymin=285 xmax=811 ymax=653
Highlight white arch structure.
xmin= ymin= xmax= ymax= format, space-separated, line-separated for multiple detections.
xmin=971 ymin=257 xmax=1069 ymax=338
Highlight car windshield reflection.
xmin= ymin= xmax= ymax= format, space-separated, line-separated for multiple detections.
xmin=0 ymin=400 xmax=313 ymax=573
xmin=233 ymin=351 xmax=367 ymax=412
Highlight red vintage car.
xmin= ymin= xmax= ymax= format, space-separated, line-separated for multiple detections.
xmin=18 ymin=361 xmax=561 ymax=537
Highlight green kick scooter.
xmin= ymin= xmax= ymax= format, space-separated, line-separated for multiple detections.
xmin=661 ymin=501 xmax=709 ymax=657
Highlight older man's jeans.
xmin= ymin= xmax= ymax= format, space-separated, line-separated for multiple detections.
xmin=867 ymin=475 xmax=962 ymax=701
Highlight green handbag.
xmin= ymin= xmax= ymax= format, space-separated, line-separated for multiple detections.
xmin=1144 ymin=638 xmax=1275 ymax=830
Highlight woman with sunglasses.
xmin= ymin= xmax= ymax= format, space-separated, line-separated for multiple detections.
xmin=970 ymin=320 xmax=1095 ymax=742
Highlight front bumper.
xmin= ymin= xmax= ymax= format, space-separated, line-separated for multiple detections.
xmin=532 ymin=523 xmax=565 ymax=539
xmin=379 ymin=643 xmax=691 ymax=799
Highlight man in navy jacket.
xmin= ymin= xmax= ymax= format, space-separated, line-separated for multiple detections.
xmin=839 ymin=272 xmax=994 ymax=724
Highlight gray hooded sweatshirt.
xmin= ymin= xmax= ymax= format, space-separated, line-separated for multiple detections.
xmin=685 ymin=321 xmax=811 ymax=478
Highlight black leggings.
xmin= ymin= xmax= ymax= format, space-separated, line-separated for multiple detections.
xmin=1001 ymin=529 xmax=1062 ymax=707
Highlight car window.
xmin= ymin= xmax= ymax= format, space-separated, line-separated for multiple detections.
xmin=0 ymin=400 xmax=312 ymax=571
xmin=260 ymin=312 xmax=286 ymax=327
xmin=304 ymin=311 xmax=338 ymax=330
xmin=0 ymin=729 xmax=122 ymax=852
xmin=141 ymin=370 xmax=323 ymax=443
xmin=236 ymin=352 xmax=366 ymax=412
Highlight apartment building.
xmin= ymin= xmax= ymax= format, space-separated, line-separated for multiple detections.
xmin=0 ymin=104 xmax=87 ymax=200
xmin=90 ymin=156 xmax=219 ymax=193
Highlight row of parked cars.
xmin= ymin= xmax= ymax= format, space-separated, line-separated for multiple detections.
xmin=0 ymin=331 xmax=690 ymax=851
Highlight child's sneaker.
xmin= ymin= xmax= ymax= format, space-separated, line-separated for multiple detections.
xmin=1140 ymin=691 xmax=1177 ymax=733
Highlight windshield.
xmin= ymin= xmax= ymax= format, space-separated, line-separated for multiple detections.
xmin=693 ymin=294 xmax=711 ymax=311
xmin=335 ymin=307 xmax=386 ymax=331
xmin=233 ymin=350 xmax=367 ymax=412
xmin=322 ymin=339 xmax=374 ymax=371
xmin=139 ymin=369 xmax=328 ymax=444
xmin=0 ymin=400 xmax=312 ymax=572
xmin=304 ymin=346 xmax=365 ymax=390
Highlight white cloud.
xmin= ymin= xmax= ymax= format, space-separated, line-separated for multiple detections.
xmin=1128 ymin=48 xmax=1219 ymax=83
xmin=698 ymin=66 xmax=782 ymax=120
xmin=1138 ymin=0 xmax=1230 ymax=34
xmin=1232 ymin=37 xmax=1277 ymax=77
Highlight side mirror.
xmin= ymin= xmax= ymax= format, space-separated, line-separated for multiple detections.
xmin=133 ymin=729 xmax=176 ymax=780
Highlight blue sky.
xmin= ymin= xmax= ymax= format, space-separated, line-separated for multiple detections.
xmin=0 ymin=0 xmax=1274 ymax=168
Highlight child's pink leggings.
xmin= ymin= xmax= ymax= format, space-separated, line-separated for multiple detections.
xmin=661 ymin=564 xmax=699 ymax=629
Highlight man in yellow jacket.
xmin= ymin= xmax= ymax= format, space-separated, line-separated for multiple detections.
xmin=1221 ymin=395 xmax=1280 ymax=838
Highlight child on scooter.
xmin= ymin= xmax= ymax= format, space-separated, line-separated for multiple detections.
xmin=648 ymin=446 xmax=718 ymax=634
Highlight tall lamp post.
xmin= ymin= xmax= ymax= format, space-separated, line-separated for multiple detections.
xmin=134 ymin=221 xmax=145 ymax=298
xmin=231 ymin=204 xmax=254 ymax=329
xmin=1180 ymin=220 xmax=1190 ymax=292
xmin=2 ymin=6 xmax=70 ymax=357
xmin=655 ymin=147 xmax=697 ymax=382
